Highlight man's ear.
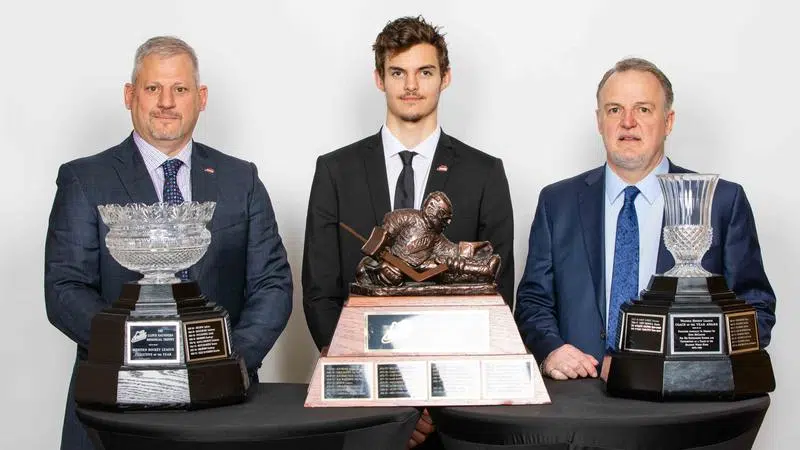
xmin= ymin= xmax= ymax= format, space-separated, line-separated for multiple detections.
xmin=374 ymin=69 xmax=386 ymax=92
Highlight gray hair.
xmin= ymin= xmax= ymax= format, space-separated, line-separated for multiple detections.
xmin=131 ymin=36 xmax=200 ymax=85
xmin=596 ymin=57 xmax=674 ymax=110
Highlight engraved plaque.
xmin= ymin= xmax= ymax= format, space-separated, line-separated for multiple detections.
xmin=622 ymin=313 xmax=665 ymax=354
xmin=376 ymin=362 xmax=427 ymax=400
xmin=726 ymin=311 xmax=759 ymax=354
xmin=670 ymin=314 xmax=722 ymax=355
xmin=322 ymin=363 xmax=373 ymax=400
xmin=366 ymin=311 xmax=490 ymax=353
xmin=183 ymin=318 xmax=230 ymax=362
xmin=482 ymin=359 xmax=534 ymax=400
xmin=126 ymin=321 xmax=180 ymax=365
xmin=429 ymin=360 xmax=481 ymax=400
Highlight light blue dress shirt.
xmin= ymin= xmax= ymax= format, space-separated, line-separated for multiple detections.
xmin=604 ymin=156 xmax=669 ymax=328
xmin=133 ymin=131 xmax=193 ymax=202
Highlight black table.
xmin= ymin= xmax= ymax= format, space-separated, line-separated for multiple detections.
xmin=431 ymin=378 xmax=769 ymax=450
xmin=77 ymin=383 xmax=420 ymax=450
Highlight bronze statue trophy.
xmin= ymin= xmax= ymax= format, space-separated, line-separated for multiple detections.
xmin=606 ymin=174 xmax=775 ymax=400
xmin=305 ymin=192 xmax=550 ymax=407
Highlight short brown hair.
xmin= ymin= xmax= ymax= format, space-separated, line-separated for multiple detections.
xmin=373 ymin=16 xmax=449 ymax=78
xmin=597 ymin=57 xmax=674 ymax=110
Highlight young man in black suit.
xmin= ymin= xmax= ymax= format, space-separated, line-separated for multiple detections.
xmin=302 ymin=16 xmax=514 ymax=448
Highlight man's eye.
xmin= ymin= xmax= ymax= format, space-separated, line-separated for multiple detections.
xmin=421 ymin=70 xmax=433 ymax=77
xmin=145 ymin=86 xmax=158 ymax=92
xmin=639 ymin=107 xmax=650 ymax=113
xmin=391 ymin=71 xmax=403 ymax=78
xmin=608 ymin=107 xmax=620 ymax=114
xmin=175 ymin=87 xmax=188 ymax=93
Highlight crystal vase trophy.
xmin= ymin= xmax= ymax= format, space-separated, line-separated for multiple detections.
xmin=607 ymin=174 xmax=774 ymax=400
xmin=75 ymin=202 xmax=249 ymax=410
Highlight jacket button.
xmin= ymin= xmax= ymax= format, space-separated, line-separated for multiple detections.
xmin=600 ymin=331 xmax=607 ymax=340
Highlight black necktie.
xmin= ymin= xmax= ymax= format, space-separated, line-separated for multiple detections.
xmin=394 ymin=151 xmax=417 ymax=210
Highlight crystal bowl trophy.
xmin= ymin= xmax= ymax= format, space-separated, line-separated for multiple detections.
xmin=607 ymin=174 xmax=775 ymax=400
xmin=305 ymin=192 xmax=549 ymax=407
xmin=75 ymin=202 xmax=249 ymax=410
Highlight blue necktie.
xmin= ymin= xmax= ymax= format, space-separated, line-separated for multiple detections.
xmin=394 ymin=151 xmax=417 ymax=210
xmin=162 ymin=159 xmax=189 ymax=281
xmin=607 ymin=186 xmax=640 ymax=351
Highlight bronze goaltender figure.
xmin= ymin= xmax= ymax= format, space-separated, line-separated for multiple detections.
xmin=351 ymin=191 xmax=500 ymax=296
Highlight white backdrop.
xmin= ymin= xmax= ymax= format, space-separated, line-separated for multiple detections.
xmin=1 ymin=1 xmax=797 ymax=448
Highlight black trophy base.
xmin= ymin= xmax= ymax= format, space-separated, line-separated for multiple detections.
xmin=606 ymin=350 xmax=775 ymax=401
xmin=76 ymin=357 xmax=249 ymax=410
xmin=607 ymin=275 xmax=775 ymax=401
xmin=76 ymin=280 xmax=250 ymax=410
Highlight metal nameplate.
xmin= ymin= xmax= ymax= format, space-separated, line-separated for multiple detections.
xmin=126 ymin=321 xmax=181 ymax=365
xmin=183 ymin=317 xmax=230 ymax=363
xmin=376 ymin=361 xmax=428 ymax=400
xmin=622 ymin=313 xmax=666 ymax=354
xmin=365 ymin=310 xmax=490 ymax=353
xmin=322 ymin=363 xmax=373 ymax=400
xmin=429 ymin=360 xmax=481 ymax=400
xmin=726 ymin=311 xmax=760 ymax=355
xmin=670 ymin=313 xmax=723 ymax=355
xmin=482 ymin=359 xmax=534 ymax=400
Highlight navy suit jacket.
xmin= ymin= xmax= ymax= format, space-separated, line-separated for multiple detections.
xmin=303 ymin=131 xmax=514 ymax=350
xmin=515 ymin=161 xmax=776 ymax=363
xmin=45 ymin=135 xmax=292 ymax=449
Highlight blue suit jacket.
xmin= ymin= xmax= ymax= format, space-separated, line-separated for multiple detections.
xmin=515 ymin=161 xmax=776 ymax=364
xmin=45 ymin=135 xmax=292 ymax=449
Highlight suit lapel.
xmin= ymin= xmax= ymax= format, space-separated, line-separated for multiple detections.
xmin=360 ymin=132 xmax=391 ymax=224
xmin=655 ymin=160 xmax=691 ymax=273
xmin=189 ymin=143 xmax=219 ymax=280
xmin=423 ymin=131 xmax=454 ymax=197
xmin=111 ymin=134 xmax=159 ymax=204
xmin=578 ymin=166 xmax=606 ymax=324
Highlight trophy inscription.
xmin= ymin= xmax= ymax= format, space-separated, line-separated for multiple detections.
xmin=670 ymin=314 xmax=722 ymax=354
xmin=622 ymin=313 xmax=665 ymax=354
xmin=726 ymin=311 xmax=759 ymax=354
xmin=376 ymin=362 xmax=427 ymax=400
xmin=482 ymin=360 xmax=534 ymax=400
xmin=430 ymin=360 xmax=482 ymax=400
xmin=126 ymin=321 xmax=181 ymax=364
xmin=366 ymin=311 xmax=490 ymax=353
xmin=183 ymin=317 xmax=230 ymax=362
xmin=607 ymin=174 xmax=775 ymax=400
xmin=323 ymin=363 xmax=372 ymax=400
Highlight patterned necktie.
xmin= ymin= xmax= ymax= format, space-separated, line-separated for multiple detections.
xmin=394 ymin=151 xmax=417 ymax=210
xmin=161 ymin=159 xmax=189 ymax=281
xmin=607 ymin=186 xmax=640 ymax=351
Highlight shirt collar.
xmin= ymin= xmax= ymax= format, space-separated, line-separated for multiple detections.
xmin=133 ymin=131 xmax=193 ymax=173
xmin=605 ymin=155 xmax=669 ymax=205
xmin=381 ymin=124 xmax=441 ymax=161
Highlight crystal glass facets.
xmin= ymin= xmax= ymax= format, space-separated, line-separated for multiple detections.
xmin=657 ymin=174 xmax=719 ymax=277
xmin=98 ymin=202 xmax=216 ymax=284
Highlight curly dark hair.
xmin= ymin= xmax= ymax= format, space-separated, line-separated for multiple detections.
xmin=373 ymin=16 xmax=449 ymax=78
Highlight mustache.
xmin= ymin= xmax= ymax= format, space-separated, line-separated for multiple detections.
xmin=150 ymin=110 xmax=182 ymax=119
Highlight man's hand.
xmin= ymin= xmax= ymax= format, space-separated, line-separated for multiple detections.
xmin=541 ymin=344 xmax=599 ymax=380
xmin=408 ymin=408 xmax=435 ymax=448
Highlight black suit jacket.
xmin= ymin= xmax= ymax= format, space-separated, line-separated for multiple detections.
xmin=303 ymin=130 xmax=514 ymax=350
xmin=45 ymin=135 xmax=293 ymax=449
xmin=515 ymin=161 xmax=776 ymax=363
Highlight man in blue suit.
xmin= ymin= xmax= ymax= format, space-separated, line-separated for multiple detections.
xmin=44 ymin=36 xmax=293 ymax=449
xmin=515 ymin=58 xmax=775 ymax=381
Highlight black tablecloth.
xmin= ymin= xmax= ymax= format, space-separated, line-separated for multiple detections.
xmin=431 ymin=378 xmax=769 ymax=450
xmin=77 ymin=383 xmax=420 ymax=450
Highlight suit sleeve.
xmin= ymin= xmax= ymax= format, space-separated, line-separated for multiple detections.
xmin=479 ymin=158 xmax=515 ymax=307
xmin=231 ymin=163 xmax=293 ymax=371
xmin=723 ymin=185 xmax=776 ymax=347
xmin=514 ymin=190 xmax=565 ymax=362
xmin=44 ymin=164 xmax=107 ymax=349
xmin=302 ymin=157 xmax=346 ymax=350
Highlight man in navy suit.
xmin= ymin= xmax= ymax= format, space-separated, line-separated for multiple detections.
xmin=515 ymin=58 xmax=775 ymax=381
xmin=44 ymin=36 xmax=292 ymax=449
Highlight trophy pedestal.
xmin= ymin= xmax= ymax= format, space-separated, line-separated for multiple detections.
xmin=76 ymin=282 xmax=249 ymax=410
xmin=305 ymin=294 xmax=550 ymax=407
xmin=607 ymin=275 xmax=775 ymax=401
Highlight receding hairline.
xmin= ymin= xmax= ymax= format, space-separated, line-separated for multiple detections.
xmin=596 ymin=58 xmax=674 ymax=110
xmin=131 ymin=36 xmax=200 ymax=85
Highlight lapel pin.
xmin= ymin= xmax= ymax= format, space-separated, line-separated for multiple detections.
xmin=204 ymin=167 xmax=215 ymax=174
xmin=436 ymin=164 xmax=448 ymax=172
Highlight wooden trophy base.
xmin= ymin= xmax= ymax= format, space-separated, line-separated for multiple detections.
xmin=305 ymin=294 xmax=550 ymax=407
xmin=75 ymin=281 xmax=249 ymax=410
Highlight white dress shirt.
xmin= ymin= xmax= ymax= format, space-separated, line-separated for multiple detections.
xmin=604 ymin=155 xmax=669 ymax=328
xmin=382 ymin=125 xmax=440 ymax=210
xmin=133 ymin=131 xmax=193 ymax=202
